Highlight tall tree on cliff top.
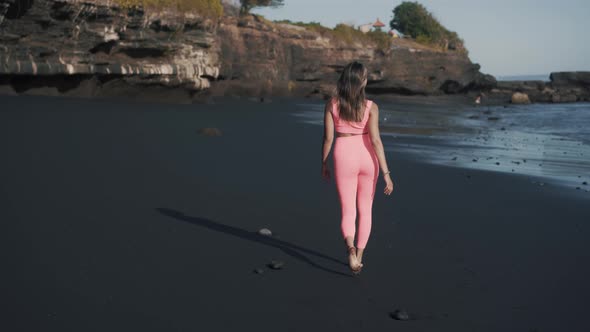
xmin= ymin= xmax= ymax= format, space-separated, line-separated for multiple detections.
xmin=390 ymin=1 xmax=464 ymax=50
xmin=240 ymin=0 xmax=284 ymax=14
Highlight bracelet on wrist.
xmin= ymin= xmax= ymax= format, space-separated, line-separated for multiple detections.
xmin=383 ymin=171 xmax=391 ymax=175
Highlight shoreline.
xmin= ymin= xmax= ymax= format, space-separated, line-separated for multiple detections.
xmin=2 ymin=83 xmax=590 ymax=107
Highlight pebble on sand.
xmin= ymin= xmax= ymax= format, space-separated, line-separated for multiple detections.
xmin=267 ymin=260 xmax=284 ymax=270
xmin=258 ymin=228 xmax=272 ymax=236
xmin=390 ymin=309 xmax=411 ymax=321
xmin=198 ymin=127 xmax=222 ymax=136
xmin=253 ymin=268 xmax=264 ymax=274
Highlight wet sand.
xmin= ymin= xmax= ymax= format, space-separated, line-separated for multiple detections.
xmin=1 ymin=95 xmax=589 ymax=332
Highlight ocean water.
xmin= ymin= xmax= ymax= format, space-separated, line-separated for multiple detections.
xmin=496 ymin=74 xmax=550 ymax=81
xmin=293 ymin=100 xmax=590 ymax=198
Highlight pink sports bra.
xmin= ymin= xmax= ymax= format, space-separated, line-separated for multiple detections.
xmin=330 ymin=98 xmax=373 ymax=134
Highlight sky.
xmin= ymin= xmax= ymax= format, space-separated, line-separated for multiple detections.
xmin=250 ymin=0 xmax=590 ymax=77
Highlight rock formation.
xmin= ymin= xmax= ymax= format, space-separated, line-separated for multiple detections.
xmin=490 ymin=72 xmax=590 ymax=104
xmin=1 ymin=0 xmax=587 ymax=103
xmin=214 ymin=15 xmax=496 ymax=98
xmin=0 ymin=0 xmax=220 ymax=100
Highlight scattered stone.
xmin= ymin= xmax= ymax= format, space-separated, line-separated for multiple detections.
xmin=539 ymin=182 xmax=545 ymax=186
xmin=483 ymin=110 xmax=492 ymax=115
xmin=495 ymin=162 xmax=500 ymax=165
xmin=500 ymin=127 xmax=506 ymax=131
xmin=472 ymin=159 xmax=477 ymax=162
xmin=487 ymin=117 xmax=500 ymax=121
xmin=451 ymin=157 xmax=457 ymax=161
xmin=390 ymin=309 xmax=411 ymax=321
xmin=267 ymin=260 xmax=284 ymax=270
xmin=511 ymin=161 xmax=521 ymax=165
xmin=583 ymin=182 xmax=587 ymax=185
xmin=198 ymin=127 xmax=222 ymax=137
xmin=258 ymin=228 xmax=272 ymax=236
xmin=576 ymin=187 xmax=580 ymax=190
xmin=253 ymin=268 xmax=264 ymax=274
xmin=468 ymin=115 xmax=479 ymax=119
xmin=511 ymin=92 xmax=531 ymax=104
xmin=466 ymin=175 xmax=471 ymax=179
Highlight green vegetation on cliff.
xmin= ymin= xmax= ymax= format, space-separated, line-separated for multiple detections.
xmin=114 ymin=0 xmax=224 ymax=19
xmin=390 ymin=1 xmax=464 ymax=51
xmin=274 ymin=20 xmax=392 ymax=51
xmin=240 ymin=0 xmax=284 ymax=15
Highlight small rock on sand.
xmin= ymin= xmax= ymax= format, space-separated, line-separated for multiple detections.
xmin=258 ymin=228 xmax=272 ymax=236
xmin=390 ymin=309 xmax=411 ymax=321
xmin=267 ymin=260 xmax=284 ymax=270
xmin=198 ymin=127 xmax=222 ymax=136
xmin=253 ymin=268 xmax=264 ymax=274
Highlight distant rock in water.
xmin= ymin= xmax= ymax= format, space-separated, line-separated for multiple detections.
xmin=550 ymin=72 xmax=590 ymax=87
xmin=490 ymin=71 xmax=590 ymax=104
xmin=511 ymin=92 xmax=531 ymax=104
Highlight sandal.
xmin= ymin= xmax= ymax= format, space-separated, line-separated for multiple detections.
xmin=347 ymin=246 xmax=363 ymax=275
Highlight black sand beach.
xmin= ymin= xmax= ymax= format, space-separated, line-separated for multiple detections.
xmin=2 ymin=95 xmax=589 ymax=331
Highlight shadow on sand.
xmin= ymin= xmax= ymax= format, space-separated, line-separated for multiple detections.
xmin=156 ymin=208 xmax=353 ymax=278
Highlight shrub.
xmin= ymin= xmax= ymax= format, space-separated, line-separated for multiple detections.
xmin=390 ymin=1 xmax=463 ymax=50
xmin=240 ymin=0 xmax=284 ymax=15
xmin=114 ymin=0 xmax=224 ymax=19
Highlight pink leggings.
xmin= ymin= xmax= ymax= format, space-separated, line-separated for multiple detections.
xmin=333 ymin=134 xmax=379 ymax=249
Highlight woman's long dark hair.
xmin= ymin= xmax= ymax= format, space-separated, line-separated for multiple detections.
xmin=336 ymin=61 xmax=368 ymax=122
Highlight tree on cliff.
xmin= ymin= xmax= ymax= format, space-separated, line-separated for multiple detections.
xmin=240 ymin=0 xmax=284 ymax=15
xmin=390 ymin=1 xmax=464 ymax=51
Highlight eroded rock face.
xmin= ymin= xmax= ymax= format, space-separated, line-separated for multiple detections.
xmin=215 ymin=15 xmax=496 ymax=97
xmin=0 ymin=0 xmax=220 ymax=95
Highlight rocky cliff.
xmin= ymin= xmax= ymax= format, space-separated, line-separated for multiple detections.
xmin=0 ymin=0 xmax=219 ymax=100
xmin=6 ymin=0 xmax=584 ymax=103
xmin=214 ymin=15 xmax=495 ymax=98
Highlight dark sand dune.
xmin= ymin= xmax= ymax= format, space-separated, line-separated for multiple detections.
xmin=1 ymin=95 xmax=589 ymax=332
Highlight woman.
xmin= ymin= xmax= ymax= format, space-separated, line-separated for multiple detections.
xmin=321 ymin=61 xmax=394 ymax=275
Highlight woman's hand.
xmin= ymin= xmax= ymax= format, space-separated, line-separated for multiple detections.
xmin=384 ymin=174 xmax=394 ymax=195
xmin=322 ymin=163 xmax=331 ymax=181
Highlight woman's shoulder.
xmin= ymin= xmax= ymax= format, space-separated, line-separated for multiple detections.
xmin=325 ymin=96 xmax=338 ymax=112
xmin=367 ymin=99 xmax=378 ymax=117
xmin=367 ymin=99 xmax=378 ymax=110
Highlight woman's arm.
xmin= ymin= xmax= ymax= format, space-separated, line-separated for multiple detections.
xmin=321 ymin=100 xmax=334 ymax=180
xmin=368 ymin=102 xmax=394 ymax=195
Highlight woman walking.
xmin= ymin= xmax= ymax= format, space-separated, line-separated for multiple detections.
xmin=321 ymin=61 xmax=394 ymax=275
